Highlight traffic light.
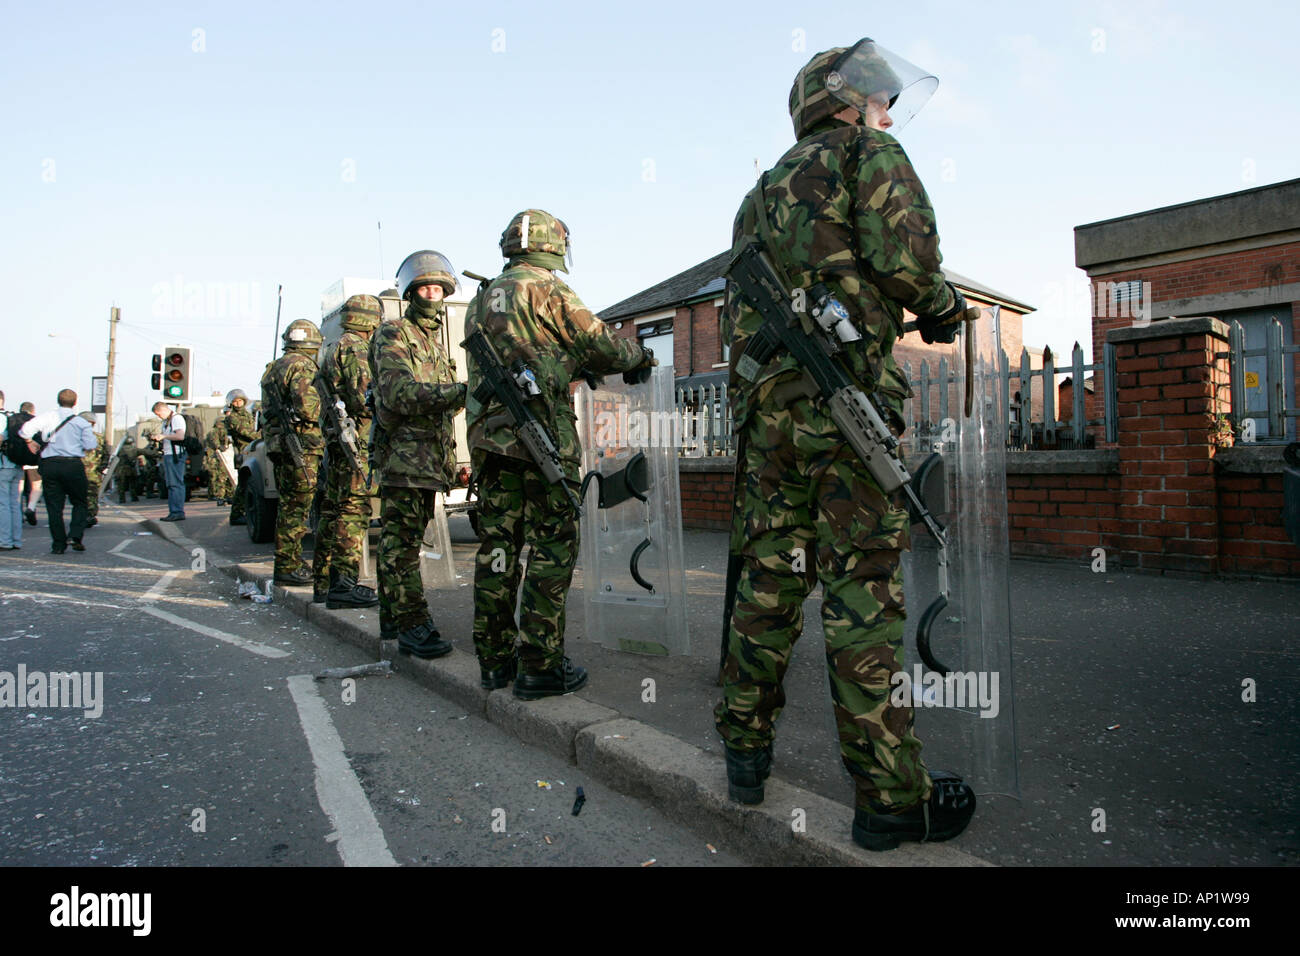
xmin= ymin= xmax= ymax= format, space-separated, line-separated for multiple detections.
xmin=162 ymin=346 xmax=191 ymax=402
xmin=151 ymin=354 xmax=162 ymax=390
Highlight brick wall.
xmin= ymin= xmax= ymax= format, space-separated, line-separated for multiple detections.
xmin=677 ymin=315 xmax=1300 ymax=577
xmin=1085 ymin=241 xmax=1299 ymax=436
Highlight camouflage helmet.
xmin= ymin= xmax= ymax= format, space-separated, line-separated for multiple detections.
xmin=341 ymin=293 xmax=382 ymax=332
xmin=79 ymin=411 xmax=97 ymax=424
xmin=500 ymin=209 xmax=570 ymax=260
xmin=790 ymin=39 xmax=935 ymax=139
xmin=395 ymin=250 xmax=459 ymax=300
xmin=225 ymin=388 xmax=248 ymax=406
xmin=282 ymin=318 xmax=322 ymax=352
xmin=790 ymin=46 xmax=853 ymax=139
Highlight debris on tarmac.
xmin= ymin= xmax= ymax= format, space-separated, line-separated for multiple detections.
xmin=536 ymin=780 xmax=552 ymax=790
xmin=572 ymin=787 xmax=586 ymax=816
xmin=641 ymin=858 xmax=656 ymax=867
xmin=314 ymin=661 xmax=392 ymax=680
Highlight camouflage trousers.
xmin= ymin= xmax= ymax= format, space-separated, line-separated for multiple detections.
xmin=229 ymin=457 xmax=246 ymax=521
xmin=85 ymin=470 xmax=100 ymax=519
xmin=314 ymin=442 xmax=372 ymax=592
xmin=377 ymin=486 xmax=438 ymax=631
xmin=206 ymin=450 xmax=234 ymax=500
xmin=270 ymin=450 xmax=320 ymax=574
xmin=472 ymin=453 xmax=579 ymax=673
xmin=116 ymin=468 xmax=139 ymax=502
xmin=713 ymin=393 xmax=931 ymax=813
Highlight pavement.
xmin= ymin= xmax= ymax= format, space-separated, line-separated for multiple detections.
xmin=124 ymin=494 xmax=1299 ymax=867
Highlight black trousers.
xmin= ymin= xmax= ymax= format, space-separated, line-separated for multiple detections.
xmin=38 ymin=457 xmax=88 ymax=549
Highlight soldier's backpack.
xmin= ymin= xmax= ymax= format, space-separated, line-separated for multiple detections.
xmin=179 ymin=412 xmax=205 ymax=455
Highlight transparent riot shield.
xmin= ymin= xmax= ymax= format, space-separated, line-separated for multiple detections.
xmin=218 ymin=446 xmax=238 ymax=487
xmin=900 ymin=307 xmax=1018 ymax=799
xmin=419 ymin=494 xmax=457 ymax=589
xmin=576 ymin=366 xmax=689 ymax=656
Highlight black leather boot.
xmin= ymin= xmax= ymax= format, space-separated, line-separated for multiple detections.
xmin=513 ymin=657 xmax=588 ymax=701
xmin=851 ymin=771 xmax=976 ymax=852
xmin=724 ymin=744 xmax=773 ymax=805
xmin=327 ymin=572 xmax=379 ymax=610
xmin=397 ymin=621 xmax=452 ymax=659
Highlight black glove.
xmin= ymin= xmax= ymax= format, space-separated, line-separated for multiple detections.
xmin=622 ymin=346 xmax=656 ymax=385
xmin=916 ymin=286 xmax=968 ymax=345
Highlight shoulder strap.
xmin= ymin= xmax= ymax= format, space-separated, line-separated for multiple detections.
xmin=50 ymin=413 xmax=76 ymax=439
xmin=749 ymin=173 xmax=797 ymax=291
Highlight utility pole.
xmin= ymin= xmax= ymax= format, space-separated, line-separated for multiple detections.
xmin=105 ymin=306 xmax=120 ymax=446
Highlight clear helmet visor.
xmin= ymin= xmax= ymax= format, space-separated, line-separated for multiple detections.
xmin=826 ymin=38 xmax=938 ymax=132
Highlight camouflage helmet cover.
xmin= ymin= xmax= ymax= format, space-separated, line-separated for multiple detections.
xmin=789 ymin=38 xmax=936 ymax=138
xmin=79 ymin=411 xmax=96 ymax=423
xmin=283 ymin=318 xmax=322 ymax=352
xmin=225 ymin=388 xmax=248 ymax=405
xmin=396 ymin=250 xmax=459 ymax=300
xmin=499 ymin=209 xmax=570 ymax=260
xmin=341 ymin=293 xmax=382 ymax=332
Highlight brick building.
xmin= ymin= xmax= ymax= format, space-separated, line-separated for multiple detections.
xmin=1075 ymin=178 xmax=1300 ymax=443
xmin=598 ymin=253 xmax=1034 ymax=394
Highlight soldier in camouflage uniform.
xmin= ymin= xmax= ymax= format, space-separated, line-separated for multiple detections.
xmin=715 ymin=40 xmax=978 ymax=851
xmin=223 ymin=389 xmax=259 ymax=525
xmin=138 ymin=422 xmax=163 ymax=497
xmin=115 ymin=437 xmax=140 ymax=502
xmin=312 ymin=294 xmax=380 ymax=610
xmin=371 ymin=251 xmax=466 ymax=657
xmin=80 ymin=414 xmax=104 ymax=525
xmin=204 ymin=416 xmax=234 ymax=503
xmin=260 ymin=320 xmax=324 ymax=586
xmin=465 ymin=210 xmax=653 ymax=698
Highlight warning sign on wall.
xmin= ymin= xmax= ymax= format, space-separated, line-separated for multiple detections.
xmin=1245 ymin=372 xmax=1260 ymax=388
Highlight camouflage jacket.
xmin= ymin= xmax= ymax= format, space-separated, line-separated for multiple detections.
xmin=370 ymin=304 xmax=464 ymax=491
xmin=465 ymin=261 xmax=645 ymax=481
xmin=726 ymin=120 xmax=956 ymax=429
xmin=316 ymin=329 xmax=373 ymax=450
xmin=205 ymin=418 xmax=229 ymax=453
xmin=83 ymin=434 xmax=106 ymax=478
xmin=115 ymin=442 xmax=139 ymax=473
xmin=260 ymin=351 xmax=323 ymax=455
xmin=225 ymin=407 xmax=259 ymax=450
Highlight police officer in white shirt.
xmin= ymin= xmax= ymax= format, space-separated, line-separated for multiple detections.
xmin=151 ymin=401 xmax=187 ymax=521
xmin=18 ymin=388 xmax=98 ymax=554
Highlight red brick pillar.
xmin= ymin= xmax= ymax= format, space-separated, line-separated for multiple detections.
xmin=1107 ymin=316 xmax=1231 ymax=573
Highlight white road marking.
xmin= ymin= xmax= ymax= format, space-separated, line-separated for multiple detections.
xmin=141 ymin=606 xmax=291 ymax=660
xmin=1 ymin=591 xmax=133 ymax=610
xmin=108 ymin=539 xmax=172 ymax=568
xmin=286 ymin=675 xmax=397 ymax=867
xmin=140 ymin=570 xmax=181 ymax=603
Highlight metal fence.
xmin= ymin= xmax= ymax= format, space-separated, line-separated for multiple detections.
xmin=673 ymin=343 xmax=1120 ymax=455
xmin=674 ymin=383 xmax=735 ymax=456
xmin=1225 ymin=317 xmax=1299 ymax=442
xmin=904 ymin=342 xmax=1118 ymax=450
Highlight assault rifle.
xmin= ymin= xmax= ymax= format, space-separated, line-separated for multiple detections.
xmin=463 ymin=327 xmax=581 ymax=514
xmin=727 ymin=238 xmax=944 ymax=543
xmin=316 ymin=379 xmax=364 ymax=477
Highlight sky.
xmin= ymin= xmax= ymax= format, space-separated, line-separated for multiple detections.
xmin=2 ymin=0 xmax=1297 ymax=430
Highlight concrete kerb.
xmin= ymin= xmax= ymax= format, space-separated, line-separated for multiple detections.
xmin=140 ymin=516 xmax=990 ymax=867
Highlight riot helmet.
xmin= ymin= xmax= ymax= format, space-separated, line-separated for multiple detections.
xmin=396 ymin=250 xmax=459 ymax=300
xmin=790 ymin=38 xmax=936 ymax=138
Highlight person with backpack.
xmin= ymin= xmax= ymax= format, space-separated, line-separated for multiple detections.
xmin=151 ymin=401 xmax=188 ymax=522
xmin=0 ymin=390 xmax=26 ymax=550
xmin=18 ymin=389 xmax=97 ymax=554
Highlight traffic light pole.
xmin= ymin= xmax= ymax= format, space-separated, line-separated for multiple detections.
xmin=105 ymin=306 xmax=120 ymax=446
